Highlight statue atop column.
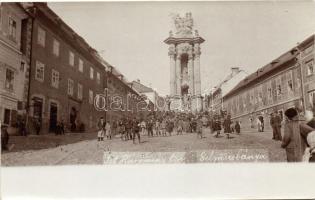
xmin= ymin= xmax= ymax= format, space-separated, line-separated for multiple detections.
xmin=173 ymin=12 xmax=194 ymax=38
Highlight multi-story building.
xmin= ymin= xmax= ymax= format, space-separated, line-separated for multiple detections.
xmin=204 ymin=67 xmax=247 ymax=114
xmin=0 ymin=3 xmax=31 ymax=127
xmin=105 ymin=69 xmax=145 ymax=122
xmin=129 ymin=79 xmax=166 ymax=111
xmin=25 ymin=3 xmax=108 ymax=133
xmin=223 ymin=34 xmax=315 ymax=131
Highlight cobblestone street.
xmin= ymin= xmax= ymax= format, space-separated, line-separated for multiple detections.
xmin=2 ymin=129 xmax=286 ymax=166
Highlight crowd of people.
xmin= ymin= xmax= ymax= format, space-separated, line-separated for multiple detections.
xmin=95 ymin=111 xmax=243 ymax=145
xmin=2 ymin=107 xmax=315 ymax=163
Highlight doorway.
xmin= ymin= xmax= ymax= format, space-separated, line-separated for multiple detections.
xmin=49 ymin=103 xmax=58 ymax=133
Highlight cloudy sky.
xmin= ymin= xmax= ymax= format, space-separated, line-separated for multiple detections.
xmin=49 ymin=1 xmax=315 ymax=96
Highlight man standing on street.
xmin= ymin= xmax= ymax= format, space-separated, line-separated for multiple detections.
xmin=270 ymin=112 xmax=282 ymax=140
xmin=132 ymin=119 xmax=141 ymax=144
xmin=97 ymin=117 xmax=106 ymax=141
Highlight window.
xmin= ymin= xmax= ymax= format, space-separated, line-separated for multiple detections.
xmin=5 ymin=69 xmax=14 ymax=90
xmin=90 ymin=67 xmax=94 ymax=79
xmin=276 ymin=78 xmax=282 ymax=96
xmin=8 ymin=17 xmax=16 ymax=40
xmin=51 ymin=69 xmax=59 ymax=88
xmin=277 ymin=85 xmax=282 ymax=96
xmin=306 ymin=60 xmax=314 ymax=76
xmin=79 ymin=59 xmax=84 ymax=72
xmin=68 ymin=79 xmax=74 ymax=96
xmin=78 ymin=83 xmax=83 ymax=100
xmin=35 ymin=61 xmax=45 ymax=82
xmin=37 ymin=26 xmax=46 ymax=47
xmin=89 ymin=89 xmax=93 ymax=104
xmin=96 ymin=72 xmax=100 ymax=84
xmin=53 ymin=39 xmax=60 ymax=57
xmin=20 ymin=62 xmax=25 ymax=72
xmin=287 ymin=80 xmax=293 ymax=92
xmin=69 ymin=51 xmax=74 ymax=66
xmin=309 ymin=90 xmax=315 ymax=108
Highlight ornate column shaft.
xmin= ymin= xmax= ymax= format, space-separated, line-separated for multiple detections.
xmin=176 ymin=54 xmax=181 ymax=96
xmin=194 ymin=44 xmax=201 ymax=96
xmin=169 ymin=44 xmax=176 ymax=96
xmin=188 ymin=53 xmax=194 ymax=96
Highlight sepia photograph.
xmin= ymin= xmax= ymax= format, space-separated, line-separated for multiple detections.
xmin=1 ymin=1 xmax=315 ymax=199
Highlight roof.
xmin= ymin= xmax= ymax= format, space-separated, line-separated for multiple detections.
xmin=130 ymin=81 xmax=154 ymax=93
xmin=224 ymin=34 xmax=314 ymax=99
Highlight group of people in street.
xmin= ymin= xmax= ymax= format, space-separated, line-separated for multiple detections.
xmin=95 ymin=111 xmax=243 ymax=146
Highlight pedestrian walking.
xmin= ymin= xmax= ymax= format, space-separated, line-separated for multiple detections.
xmin=132 ymin=119 xmax=141 ymax=144
xmin=97 ymin=117 xmax=106 ymax=141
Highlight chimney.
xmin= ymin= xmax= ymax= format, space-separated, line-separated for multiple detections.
xmin=231 ymin=67 xmax=240 ymax=76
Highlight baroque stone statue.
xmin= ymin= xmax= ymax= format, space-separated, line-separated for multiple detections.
xmin=173 ymin=12 xmax=194 ymax=37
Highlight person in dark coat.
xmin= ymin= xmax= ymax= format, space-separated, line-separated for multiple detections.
xmin=125 ymin=119 xmax=133 ymax=140
xmin=166 ymin=119 xmax=174 ymax=136
xmin=1 ymin=125 xmax=9 ymax=151
xmin=258 ymin=116 xmax=264 ymax=132
xmin=34 ymin=117 xmax=41 ymax=135
xmin=196 ymin=117 xmax=203 ymax=139
xmin=235 ymin=121 xmax=241 ymax=134
xmin=132 ymin=119 xmax=141 ymax=144
xmin=270 ymin=112 xmax=282 ymax=140
xmin=147 ymin=119 xmax=154 ymax=137
xmin=213 ymin=118 xmax=221 ymax=138
xmin=281 ymin=108 xmax=307 ymax=162
xmin=223 ymin=115 xmax=232 ymax=139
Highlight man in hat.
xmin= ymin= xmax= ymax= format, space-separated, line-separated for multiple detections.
xmin=281 ymin=108 xmax=306 ymax=162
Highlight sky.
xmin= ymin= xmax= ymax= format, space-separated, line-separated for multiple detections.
xmin=49 ymin=1 xmax=315 ymax=96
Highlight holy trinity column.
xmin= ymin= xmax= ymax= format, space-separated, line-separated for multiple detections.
xmin=164 ymin=12 xmax=205 ymax=112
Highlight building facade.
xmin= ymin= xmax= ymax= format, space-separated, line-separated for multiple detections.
xmin=129 ymin=80 xmax=166 ymax=111
xmin=0 ymin=3 xmax=31 ymax=127
xmin=223 ymin=35 xmax=315 ymax=131
xmin=164 ymin=12 xmax=204 ymax=112
xmin=26 ymin=3 xmax=107 ymax=133
xmin=204 ymin=67 xmax=248 ymax=115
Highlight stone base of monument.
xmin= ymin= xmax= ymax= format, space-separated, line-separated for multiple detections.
xmin=191 ymin=95 xmax=203 ymax=113
xmin=169 ymin=96 xmax=182 ymax=111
